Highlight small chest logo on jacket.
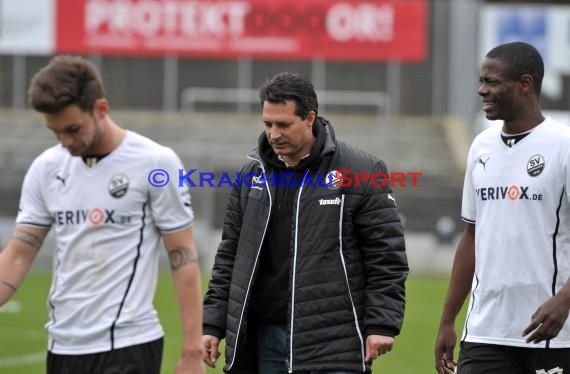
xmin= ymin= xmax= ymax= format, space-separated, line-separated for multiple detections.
xmin=319 ymin=197 xmax=341 ymax=206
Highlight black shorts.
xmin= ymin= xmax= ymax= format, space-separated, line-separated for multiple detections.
xmin=458 ymin=341 xmax=570 ymax=374
xmin=47 ymin=337 xmax=163 ymax=374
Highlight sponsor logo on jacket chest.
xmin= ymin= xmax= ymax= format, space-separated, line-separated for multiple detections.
xmin=319 ymin=197 xmax=341 ymax=206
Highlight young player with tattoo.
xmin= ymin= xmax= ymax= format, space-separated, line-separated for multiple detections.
xmin=0 ymin=56 xmax=204 ymax=374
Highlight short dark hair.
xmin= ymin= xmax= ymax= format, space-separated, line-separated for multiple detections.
xmin=28 ymin=55 xmax=106 ymax=114
xmin=259 ymin=72 xmax=318 ymax=119
xmin=486 ymin=41 xmax=544 ymax=95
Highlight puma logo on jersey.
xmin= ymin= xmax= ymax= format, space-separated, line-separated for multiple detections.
xmin=387 ymin=193 xmax=396 ymax=206
xmin=477 ymin=157 xmax=490 ymax=169
xmin=56 ymin=174 xmax=68 ymax=187
xmin=319 ymin=197 xmax=341 ymax=206
xmin=536 ymin=367 xmax=563 ymax=374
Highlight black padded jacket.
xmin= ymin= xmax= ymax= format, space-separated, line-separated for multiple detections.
xmin=203 ymin=118 xmax=408 ymax=373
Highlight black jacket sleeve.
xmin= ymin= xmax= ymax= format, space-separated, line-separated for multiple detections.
xmin=353 ymin=160 xmax=408 ymax=337
xmin=202 ymin=172 xmax=245 ymax=339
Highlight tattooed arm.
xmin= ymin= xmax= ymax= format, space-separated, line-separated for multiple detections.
xmin=0 ymin=226 xmax=49 ymax=305
xmin=162 ymin=226 xmax=204 ymax=374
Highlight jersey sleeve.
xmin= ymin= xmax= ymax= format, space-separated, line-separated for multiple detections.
xmin=16 ymin=155 xmax=53 ymax=228
xmin=149 ymin=146 xmax=194 ymax=232
xmin=461 ymin=142 xmax=477 ymax=224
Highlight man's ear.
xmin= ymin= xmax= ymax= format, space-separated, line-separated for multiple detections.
xmin=306 ymin=110 xmax=316 ymax=128
xmin=93 ymin=98 xmax=109 ymax=119
xmin=519 ymin=74 xmax=534 ymax=95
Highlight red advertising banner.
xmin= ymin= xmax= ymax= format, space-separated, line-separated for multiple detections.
xmin=56 ymin=0 xmax=427 ymax=62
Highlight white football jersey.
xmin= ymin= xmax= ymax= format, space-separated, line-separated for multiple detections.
xmin=16 ymin=131 xmax=194 ymax=354
xmin=461 ymin=117 xmax=570 ymax=348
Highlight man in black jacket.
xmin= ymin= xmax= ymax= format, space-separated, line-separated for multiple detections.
xmin=202 ymin=72 xmax=408 ymax=373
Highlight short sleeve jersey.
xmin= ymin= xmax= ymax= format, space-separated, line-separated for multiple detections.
xmin=461 ymin=118 xmax=570 ymax=348
xmin=16 ymin=131 xmax=194 ymax=354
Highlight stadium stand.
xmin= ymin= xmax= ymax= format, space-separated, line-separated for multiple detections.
xmin=0 ymin=109 xmax=464 ymax=232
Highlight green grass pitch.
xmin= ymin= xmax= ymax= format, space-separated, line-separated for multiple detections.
xmin=0 ymin=272 xmax=466 ymax=373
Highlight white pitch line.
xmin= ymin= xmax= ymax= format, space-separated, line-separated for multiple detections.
xmin=0 ymin=352 xmax=45 ymax=367
xmin=0 ymin=300 xmax=22 ymax=313
xmin=0 ymin=327 xmax=45 ymax=340
xmin=0 ymin=326 xmax=46 ymax=367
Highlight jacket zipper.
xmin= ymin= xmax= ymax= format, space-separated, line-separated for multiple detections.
xmin=288 ymin=170 xmax=309 ymax=373
xmin=228 ymin=156 xmax=273 ymax=371
xmin=338 ymin=194 xmax=366 ymax=371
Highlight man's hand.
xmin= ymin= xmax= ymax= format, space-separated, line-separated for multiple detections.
xmin=201 ymin=335 xmax=221 ymax=368
xmin=364 ymin=334 xmax=394 ymax=362
xmin=523 ymin=293 xmax=570 ymax=344
xmin=434 ymin=322 xmax=457 ymax=374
